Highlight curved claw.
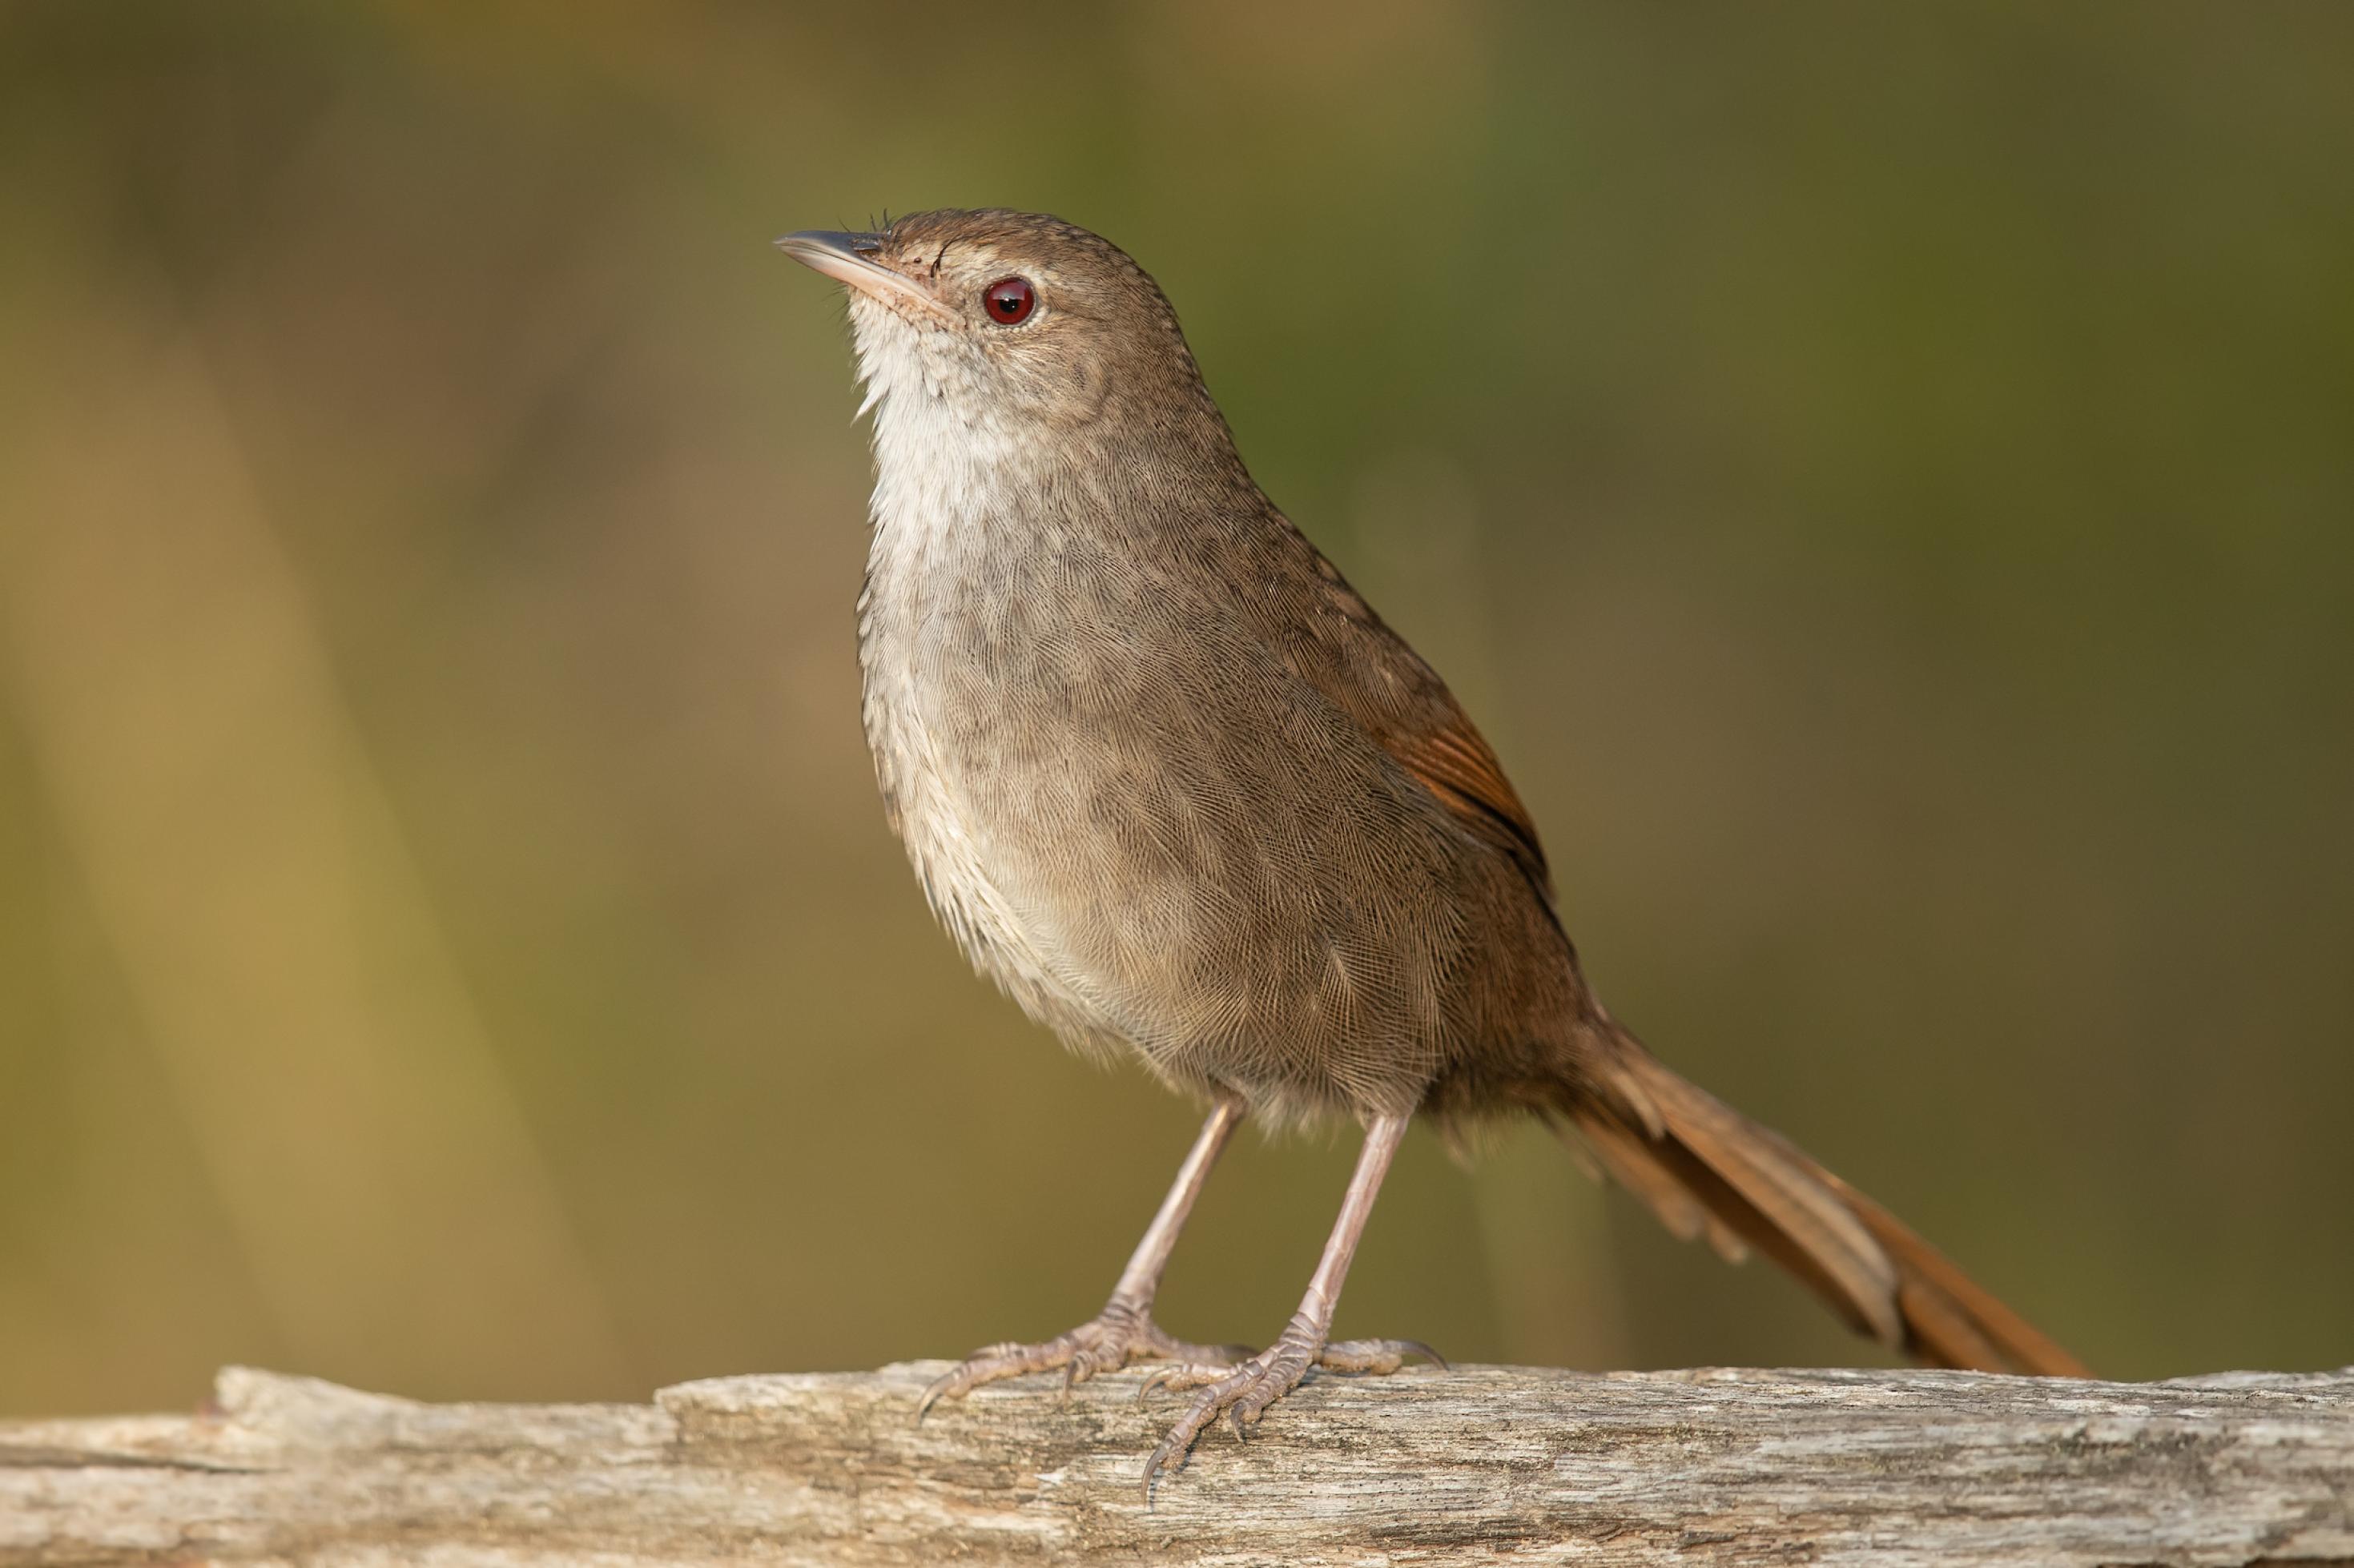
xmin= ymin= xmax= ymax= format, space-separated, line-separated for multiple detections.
xmin=1141 ymin=1429 xmax=1185 ymax=1502
xmin=1141 ymin=1384 xmax=1233 ymax=1501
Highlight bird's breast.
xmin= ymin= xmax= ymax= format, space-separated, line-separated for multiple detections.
xmin=855 ymin=474 xmax=1146 ymax=1058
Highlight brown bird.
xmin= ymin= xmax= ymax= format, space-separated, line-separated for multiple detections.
xmin=777 ymin=209 xmax=2085 ymax=1491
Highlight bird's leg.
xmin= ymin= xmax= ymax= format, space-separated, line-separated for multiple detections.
xmin=1139 ymin=1112 xmax=1441 ymax=1494
xmin=918 ymin=1093 xmax=1253 ymax=1417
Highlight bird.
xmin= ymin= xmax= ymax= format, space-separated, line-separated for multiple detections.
xmin=775 ymin=208 xmax=2085 ymax=1492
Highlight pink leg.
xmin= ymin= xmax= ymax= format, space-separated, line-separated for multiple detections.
xmin=1140 ymin=1112 xmax=1443 ymax=1495
xmin=918 ymin=1093 xmax=1254 ymax=1417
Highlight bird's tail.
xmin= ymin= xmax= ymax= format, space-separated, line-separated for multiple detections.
xmin=1555 ymin=1026 xmax=2087 ymax=1377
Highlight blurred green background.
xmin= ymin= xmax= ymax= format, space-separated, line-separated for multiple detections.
xmin=3 ymin=1 xmax=2349 ymax=1418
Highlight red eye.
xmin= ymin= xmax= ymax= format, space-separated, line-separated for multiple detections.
xmin=983 ymin=276 xmax=1036 ymax=324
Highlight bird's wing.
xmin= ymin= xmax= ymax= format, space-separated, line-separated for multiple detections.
xmin=1359 ymin=686 xmax=1554 ymax=910
xmin=1262 ymin=522 xmax=1556 ymax=911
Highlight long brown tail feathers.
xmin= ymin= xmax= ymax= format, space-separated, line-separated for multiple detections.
xmin=1560 ymin=1035 xmax=2088 ymax=1378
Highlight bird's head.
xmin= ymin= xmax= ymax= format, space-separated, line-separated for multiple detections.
xmin=779 ymin=209 xmax=1232 ymax=464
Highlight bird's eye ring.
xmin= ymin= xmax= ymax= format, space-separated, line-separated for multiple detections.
xmin=983 ymin=277 xmax=1036 ymax=324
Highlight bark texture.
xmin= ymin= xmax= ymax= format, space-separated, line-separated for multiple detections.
xmin=2 ymin=1361 xmax=2349 ymax=1566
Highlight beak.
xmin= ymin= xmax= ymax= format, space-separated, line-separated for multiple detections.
xmin=775 ymin=229 xmax=952 ymax=320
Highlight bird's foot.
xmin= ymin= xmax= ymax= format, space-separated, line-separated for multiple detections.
xmin=1137 ymin=1313 xmax=1443 ymax=1494
xmin=916 ymin=1299 xmax=1251 ymax=1418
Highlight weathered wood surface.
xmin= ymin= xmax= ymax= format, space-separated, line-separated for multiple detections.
xmin=2 ymin=1361 xmax=2348 ymax=1566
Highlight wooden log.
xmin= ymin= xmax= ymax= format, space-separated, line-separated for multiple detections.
xmin=2 ymin=1361 xmax=2349 ymax=1566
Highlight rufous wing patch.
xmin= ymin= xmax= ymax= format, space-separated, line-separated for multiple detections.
xmin=1377 ymin=710 xmax=1555 ymax=910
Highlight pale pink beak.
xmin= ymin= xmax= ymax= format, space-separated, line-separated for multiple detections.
xmin=775 ymin=229 xmax=952 ymax=320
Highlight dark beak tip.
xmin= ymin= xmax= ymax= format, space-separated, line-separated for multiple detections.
xmin=776 ymin=228 xmax=884 ymax=257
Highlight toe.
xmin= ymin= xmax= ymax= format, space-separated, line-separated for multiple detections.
xmin=1318 ymin=1337 xmax=1447 ymax=1374
xmin=1137 ymin=1324 xmax=1254 ymax=1367
xmin=925 ymin=1308 xmax=1241 ymax=1421
xmin=1141 ymin=1347 xmax=1310 ymax=1492
xmin=916 ymin=1331 xmax=1082 ymax=1417
xmin=1136 ymin=1360 xmax=1243 ymax=1401
xmin=1064 ymin=1338 xmax=1120 ymax=1393
xmin=1142 ymin=1384 xmax=1232 ymax=1498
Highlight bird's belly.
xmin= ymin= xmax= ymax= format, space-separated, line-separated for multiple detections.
xmin=858 ymin=589 xmax=1475 ymax=1120
xmin=859 ymin=648 xmax=1121 ymax=1059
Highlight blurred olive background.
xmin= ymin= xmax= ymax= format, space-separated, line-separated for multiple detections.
xmin=3 ymin=0 xmax=2350 ymax=1418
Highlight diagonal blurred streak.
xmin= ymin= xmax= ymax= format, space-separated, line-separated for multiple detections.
xmin=0 ymin=302 xmax=632 ymax=1397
